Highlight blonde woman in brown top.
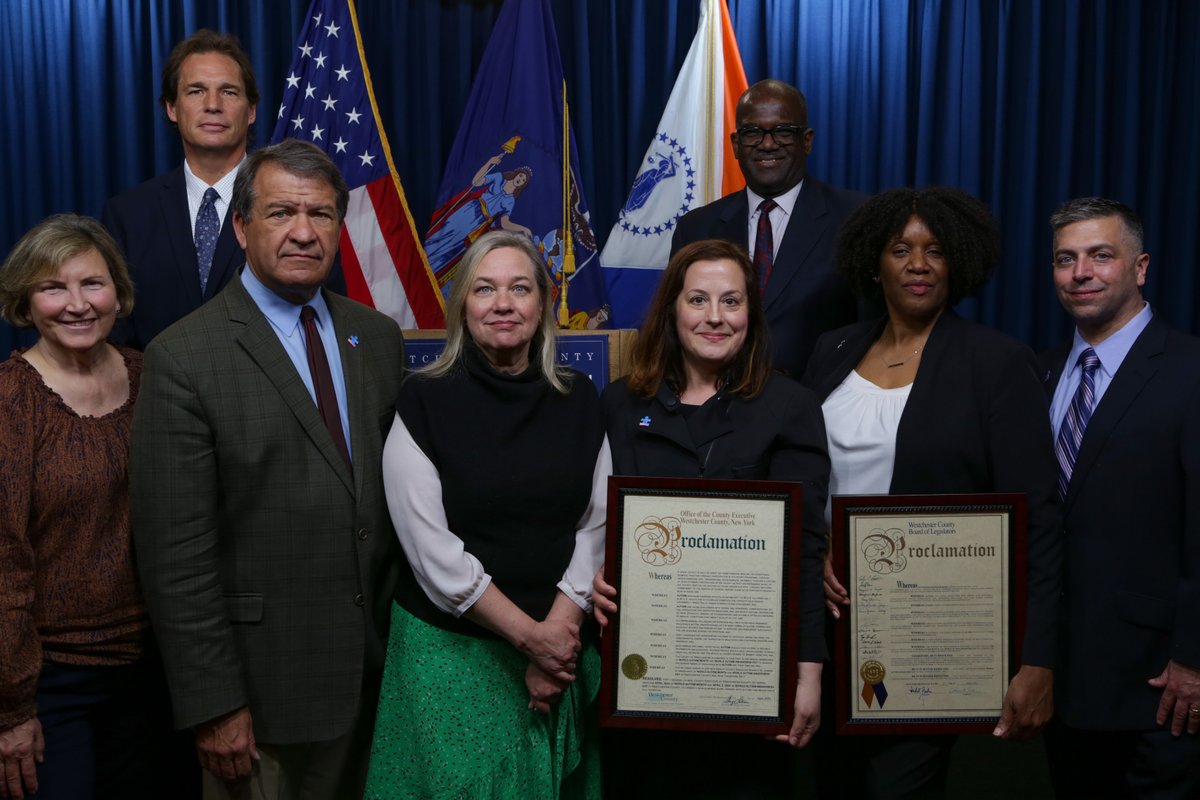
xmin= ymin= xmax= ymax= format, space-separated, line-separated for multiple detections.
xmin=0 ymin=215 xmax=167 ymax=800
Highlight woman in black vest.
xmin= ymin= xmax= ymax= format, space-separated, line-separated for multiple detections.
xmin=365 ymin=231 xmax=609 ymax=799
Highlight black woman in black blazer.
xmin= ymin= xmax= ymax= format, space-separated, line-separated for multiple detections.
xmin=805 ymin=310 xmax=1062 ymax=669
xmin=801 ymin=187 xmax=1062 ymax=799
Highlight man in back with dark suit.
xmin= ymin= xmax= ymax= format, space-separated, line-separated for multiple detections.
xmin=1041 ymin=197 xmax=1200 ymax=798
xmin=670 ymin=79 xmax=865 ymax=377
xmin=102 ymin=30 xmax=258 ymax=349
xmin=131 ymin=139 xmax=405 ymax=799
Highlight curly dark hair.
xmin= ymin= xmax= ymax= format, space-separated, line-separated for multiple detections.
xmin=626 ymin=239 xmax=772 ymax=400
xmin=837 ymin=187 xmax=1000 ymax=306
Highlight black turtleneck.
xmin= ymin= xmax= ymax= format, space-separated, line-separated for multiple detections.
xmin=395 ymin=341 xmax=604 ymax=637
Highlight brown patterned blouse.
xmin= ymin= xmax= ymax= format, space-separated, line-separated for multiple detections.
xmin=0 ymin=345 xmax=148 ymax=730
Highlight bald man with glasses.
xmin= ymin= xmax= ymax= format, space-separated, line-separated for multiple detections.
xmin=670 ymin=79 xmax=867 ymax=378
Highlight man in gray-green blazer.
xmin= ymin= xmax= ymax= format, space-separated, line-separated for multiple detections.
xmin=132 ymin=140 xmax=405 ymax=799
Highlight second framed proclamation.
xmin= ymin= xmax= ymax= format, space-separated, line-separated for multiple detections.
xmin=832 ymin=494 xmax=1028 ymax=735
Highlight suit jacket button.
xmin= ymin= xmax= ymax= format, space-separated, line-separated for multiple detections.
xmin=354 ymin=593 xmax=365 ymax=607
xmin=357 ymin=528 xmax=368 ymax=541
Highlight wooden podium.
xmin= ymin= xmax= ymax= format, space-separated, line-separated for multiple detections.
xmin=401 ymin=328 xmax=638 ymax=389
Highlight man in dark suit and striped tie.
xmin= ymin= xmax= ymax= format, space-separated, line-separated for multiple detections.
xmin=1040 ymin=197 xmax=1200 ymax=798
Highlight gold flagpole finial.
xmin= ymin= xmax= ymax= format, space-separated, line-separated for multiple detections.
xmin=557 ymin=81 xmax=576 ymax=327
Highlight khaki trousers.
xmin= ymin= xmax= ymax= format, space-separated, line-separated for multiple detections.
xmin=201 ymin=677 xmax=380 ymax=800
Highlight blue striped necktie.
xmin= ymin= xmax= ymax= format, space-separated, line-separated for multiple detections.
xmin=195 ymin=187 xmax=220 ymax=293
xmin=1054 ymin=348 xmax=1101 ymax=498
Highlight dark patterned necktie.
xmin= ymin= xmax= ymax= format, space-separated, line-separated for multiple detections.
xmin=1054 ymin=348 xmax=1101 ymax=497
xmin=195 ymin=187 xmax=220 ymax=293
xmin=753 ymin=198 xmax=778 ymax=294
xmin=300 ymin=306 xmax=351 ymax=470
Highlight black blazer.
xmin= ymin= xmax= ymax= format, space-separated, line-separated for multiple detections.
xmin=101 ymin=165 xmax=346 ymax=350
xmin=671 ymin=177 xmax=866 ymax=378
xmin=101 ymin=165 xmax=244 ymax=350
xmin=1040 ymin=315 xmax=1200 ymax=730
xmin=602 ymin=373 xmax=831 ymax=661
xmin=803 ymin=311 xmax=1062 ymax=668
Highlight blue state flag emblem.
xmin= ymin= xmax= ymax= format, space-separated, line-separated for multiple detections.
xmin=613 ymin=131 xmax=697 ymax=241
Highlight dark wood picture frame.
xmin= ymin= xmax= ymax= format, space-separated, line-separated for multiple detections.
xmin=831 ymin=493 xmax=1028 ymax=735
xmin=599 ymin=476 xmax=804 ymax=735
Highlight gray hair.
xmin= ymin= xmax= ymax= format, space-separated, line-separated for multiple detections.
xmin=232 ymin=139 xmax=349 ymax=223
xmin=1050 ymin=197 xmax=1144 ymax=252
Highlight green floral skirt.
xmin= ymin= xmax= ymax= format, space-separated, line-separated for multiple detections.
xmin=364 ymin=603 xmax=602 ymax=800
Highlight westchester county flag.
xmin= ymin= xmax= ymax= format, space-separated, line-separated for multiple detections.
xmin=273 ymin=0 xmax=445 ymax=328
xmin=599 ymin=0 xmax=748 ymax=328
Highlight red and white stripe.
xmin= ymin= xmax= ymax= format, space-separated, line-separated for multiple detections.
xmin=340 ymin=176 xmax=445 ymax=329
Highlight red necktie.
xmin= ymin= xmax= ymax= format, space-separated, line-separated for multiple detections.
xmin=300 ymin=305 xmax=351 ymax=470
xmin=754 ymin=198 xmax=778 ymax=294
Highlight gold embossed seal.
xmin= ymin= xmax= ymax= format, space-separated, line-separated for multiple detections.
xmin=860 ymin=660 xmax=886 ymax=685
xmin=621 ymin=654 xmax=648 ymax=680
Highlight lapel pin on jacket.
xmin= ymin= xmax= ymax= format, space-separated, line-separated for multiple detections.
xmin=347 ymin=335 xmax=360 ymax=348
xmin=639 ymin=416 xmax=651 ymax=427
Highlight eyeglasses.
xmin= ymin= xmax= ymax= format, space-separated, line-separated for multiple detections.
xmin=734 ymin=125 xmax=807 ymax=147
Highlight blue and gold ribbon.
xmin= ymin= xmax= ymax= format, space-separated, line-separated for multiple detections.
xmin=860 ymin=660 xmax=888 ymax=708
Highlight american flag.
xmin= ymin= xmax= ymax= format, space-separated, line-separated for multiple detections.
xmin=272 ymin=0 xmax=445 ymax=328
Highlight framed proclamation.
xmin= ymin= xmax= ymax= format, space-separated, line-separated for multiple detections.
xmin=832 ymin=494 xmax=1028 ymax=735
xmin=599 ymin=476 xmax=803 ymax=735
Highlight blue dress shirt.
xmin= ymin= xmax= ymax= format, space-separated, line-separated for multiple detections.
xmin=241 ymin=266 xmax=353 ymax=460
xmin=1049 ymin=302 xmax=1152 ymax=440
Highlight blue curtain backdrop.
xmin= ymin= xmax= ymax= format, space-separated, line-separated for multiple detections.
xmin=2 ymin=0 xmax=1197 ymax=354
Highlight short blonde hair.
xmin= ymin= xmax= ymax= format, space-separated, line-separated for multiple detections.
xmin=0 ymin=214 xmax=135 ymax=327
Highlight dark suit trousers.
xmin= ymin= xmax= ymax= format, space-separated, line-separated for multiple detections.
xmin=1045 ymin=717 xmax=1200 ymax=799
xmin=815 ymin=729 xmax=954 ymax=800
xmin=604 ymin=728 xmax=794 ymax=799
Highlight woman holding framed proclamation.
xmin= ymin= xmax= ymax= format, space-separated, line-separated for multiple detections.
xmin=802 ymin=187 xmax=1062 ymax=798
xmin=594 ymin=239 xmax=831 ymax=799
